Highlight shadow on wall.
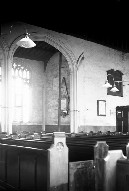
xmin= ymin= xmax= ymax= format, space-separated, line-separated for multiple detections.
xmin=12 ymin=124 xmax=70 ymax=134
xmin=12 ymin=125 xmax=42 ymax=134
xmin=45 ymin=125 xmax=70 ymax=133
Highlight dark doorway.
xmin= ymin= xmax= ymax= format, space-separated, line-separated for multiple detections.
xmin=116 ymin=106 xmax=129 ymax=133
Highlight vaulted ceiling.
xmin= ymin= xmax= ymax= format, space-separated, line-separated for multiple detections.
xmin=14 ymin=41 xmax=58 ymax=68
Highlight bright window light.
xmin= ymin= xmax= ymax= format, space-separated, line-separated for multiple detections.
xmin=12 ymin=62 xmax=30 ymax=123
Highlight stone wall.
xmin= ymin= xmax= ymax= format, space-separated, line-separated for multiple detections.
xmin=45 ymin=52 xmax=70 ymax=130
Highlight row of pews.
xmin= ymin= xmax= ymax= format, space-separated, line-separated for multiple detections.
xmin=0 ymin=130 xmax=129 ymax=190
xmin=0 ymin=131 xmax=129 ymax=161
xmin=66 ymin=131 xmax=129 ymax=161
xmin=0 ymin=132 xmax=68 ymax=191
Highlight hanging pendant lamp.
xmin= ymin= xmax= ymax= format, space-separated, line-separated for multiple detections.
xmin=103 ymin=80 xmax=112 ymax=88
xmin=16 ymin=33 xmax=36 ymax=48
xmin=110 ymin=84 xmax=119 ymax=92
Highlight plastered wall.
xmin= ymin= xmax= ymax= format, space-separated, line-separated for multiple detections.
xmin=77 ymin=44 xmax=129 ymax=133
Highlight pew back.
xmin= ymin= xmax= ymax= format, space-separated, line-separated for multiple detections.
xmin=0 ymin=143 xmax=48 ymax=190
xmin=1 ymin=133 xmax=129 ymax=163
xmin=69 ymin=160 xmax=95 ymax=191
xmin=94 ymin=141 xmax=126 ymax=191
xmin=0 ymin=132 xmax=69 ymax=191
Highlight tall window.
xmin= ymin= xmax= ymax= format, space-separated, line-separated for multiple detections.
xmin=12 ymin=62 xmax=30 ymax=122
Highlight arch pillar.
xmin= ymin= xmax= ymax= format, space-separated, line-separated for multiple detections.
xmin=0 ymin=38 xmax=13 ymax=134
xmin=0 ymin=31 xmax=79 ymax=134
xmin=5 ymin=54 xmax=13 ymax=134
xmin=70 ymin=65 xmax=78 ymax=133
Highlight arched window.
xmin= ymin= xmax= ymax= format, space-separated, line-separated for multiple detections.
xmin=12 ymin=62 xmax=30 ymax=122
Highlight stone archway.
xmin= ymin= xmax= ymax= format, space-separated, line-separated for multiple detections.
xmin=0 ymin=29 xmax=78 ymax=134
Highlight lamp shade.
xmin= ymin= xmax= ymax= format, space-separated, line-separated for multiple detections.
xmin=103 ymin=80 xmax=112 ymax=88
xmin=16 ymin=35 xmax=36 ymax=48
xmin=110 ymin=85 xmax=119 ymax=92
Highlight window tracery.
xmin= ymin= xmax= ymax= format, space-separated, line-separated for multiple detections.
xmin=12 ymin=62 xmax=30 ymax=122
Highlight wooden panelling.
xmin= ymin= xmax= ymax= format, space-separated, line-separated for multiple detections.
xmin=0 ymin=143 xmax=48 ymax=190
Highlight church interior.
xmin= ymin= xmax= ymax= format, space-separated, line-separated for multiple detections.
xmin=1 ymin=1 xmax=129 ymax=189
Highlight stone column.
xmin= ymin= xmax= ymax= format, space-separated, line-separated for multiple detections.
xmin=0 ymin=56 xmax=6 ymax=132
xmin=70 ymin=69 xmax=74 ymax=133
xmin=42 ymin=72 xmax=46 ymax=132
xmin=70 ymin=65 xmax=78 ymax=133
xmin=6 ymin=54 xmax=13 ymax=135
xmin=73 ymin=66 xmax=78 ymax=133
xmin=1 ymin=49 xmax=13 ymax=135
xmin=70 ymin=66 xmax=78 ymax=133
xmin=76 ymin=52 xmax=84 ymax=132
xmin=1 ymin=50 xmax=8 ymax=133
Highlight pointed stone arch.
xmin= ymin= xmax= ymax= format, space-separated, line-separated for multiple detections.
xmin=0 ymin=31 xmax=78 ymax=133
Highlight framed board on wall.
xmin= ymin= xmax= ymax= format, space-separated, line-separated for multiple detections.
xmin=97 ymin=100 xmax=106 ymax=116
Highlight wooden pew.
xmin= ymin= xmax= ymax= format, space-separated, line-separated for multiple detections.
xmin=66 ymin=132 xmax=129 ymax=161
xmin=116 ymin=143 xmax=129 ymax=191
xmin=69 ymin=160 xmax=95 ymax=191
xmin=69 ymin=139 xmax=129 ymax=191
xmin=1 ymin=132 xmax=129 ymax=162
xmin=0 ymin=144 xmax=48 ymax=190
xmin=0 ymin=132 xmax=68 ymax=191
xmin=94 ymin=141 xmax=126 ymax=191
xmin=1 ymin=132 xmax=129 ymax=191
